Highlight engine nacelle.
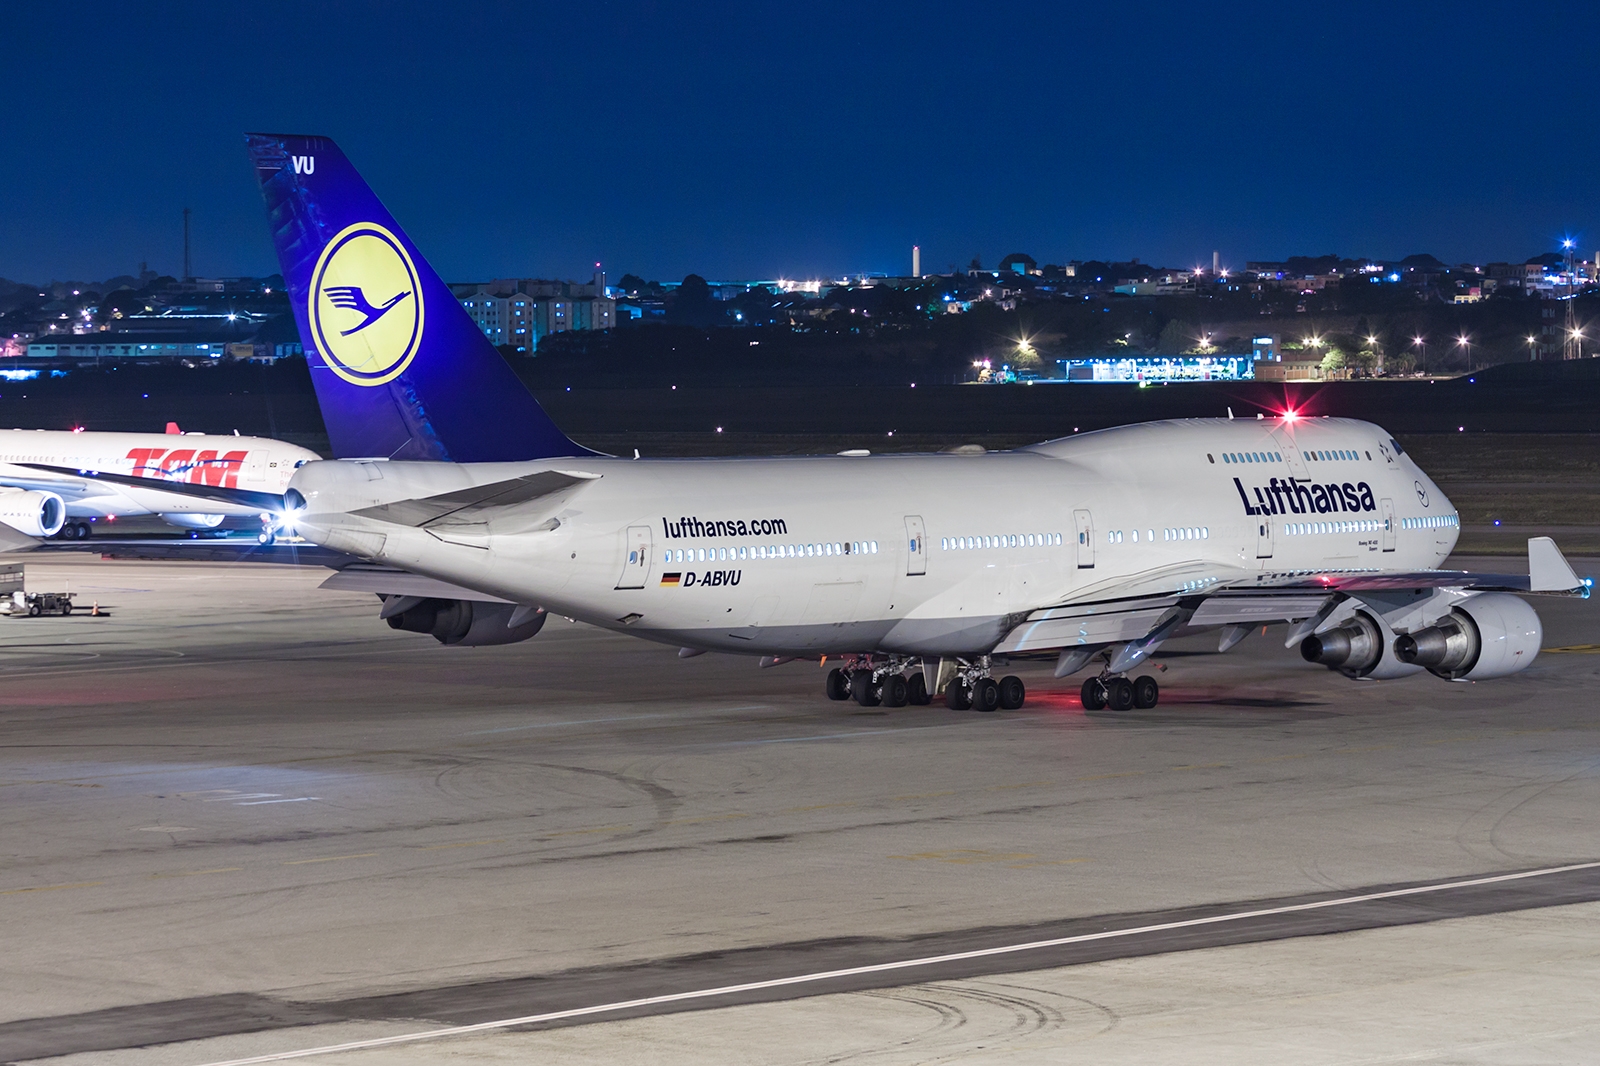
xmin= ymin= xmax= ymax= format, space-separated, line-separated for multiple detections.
xmin=1301 ymin=609 xmax=1422 ymax=680
xmin=160 ymin=512 xmax=226 ymax=530
xmin=0 ymin=488 xmax=66 ymax=538
xmin=386 ymin=598 xmax=546 ymax=646
xmin=1394 ymin=592 xmax=1541 ymax=680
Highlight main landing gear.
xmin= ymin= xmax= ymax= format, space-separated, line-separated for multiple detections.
xmin=827 ymin=656 xmax=1026 ymax=712
xmin=1080 ymin=672 xmax=1160 ymax=711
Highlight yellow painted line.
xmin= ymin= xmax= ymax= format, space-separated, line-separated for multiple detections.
xmin=1333 ymin=744 xmax=1398 ymax=754
xmin=1544 ymin=644 xmax=1600 ymax=654
xmin=983 ymin=780 xmax=1053 ymax=792
xmin=0 ymin=779 xmax=103 ymax=789
xmin=780 ymin=802 xmax=859 ymax=813
xmin=1007 ymin=858 xmax=1091 ymax=869
xmin=283 ymin=853 xmax=378 ymax=866
xmin=417 ymin=839 xmax=505 ymax=850
xmin=663 ymin=814 xmax=751 ymax=826
xmin=541 ymin=825 xmax=630 ymax=838
xmin=1172 ymin=762 xmax=1229 ymax=770
xmin=1078 ymin=771 xmax=1146 ymax=781
xmin=153 ymin=867 xmax=241 ymax=878
xmin=892 ymin=791 xmax=958 ymax=801
xmin=1 ymin=880 xmax=104 ymax=895
xmin=1251 ymin=753 xmax=1314 ymax=763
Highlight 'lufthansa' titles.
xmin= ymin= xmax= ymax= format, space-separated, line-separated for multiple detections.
xmin=1234 ymin=476 xmax=1375 ymax=517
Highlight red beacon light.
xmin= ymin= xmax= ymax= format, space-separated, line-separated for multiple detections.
xmin=1281 ymin=409 xmax=1300 ymax=423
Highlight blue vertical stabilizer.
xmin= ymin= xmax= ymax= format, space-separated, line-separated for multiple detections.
xmin=246 ymin=133 xmax=592 ymax=461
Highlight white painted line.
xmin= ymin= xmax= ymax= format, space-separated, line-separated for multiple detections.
xmin=235 ymin=797 xmax=318 ymax=805
xmin=190 ymin=860 xmax=1600 ymax=1066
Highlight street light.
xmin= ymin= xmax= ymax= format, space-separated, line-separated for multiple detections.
xmin=1412 ymin=335 xmax=1426 ymax=375
xmin=1456 ymin=333 xmax=1471 ymax=372
xmin=1528 ymin=334 xmax=1539 ymax=361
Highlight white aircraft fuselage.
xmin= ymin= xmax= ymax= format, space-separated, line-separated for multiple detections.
xmin=291 ymin=416 xmax=1460 ymax=656
xmin=0 ymin=429 xmax=318 ymax=531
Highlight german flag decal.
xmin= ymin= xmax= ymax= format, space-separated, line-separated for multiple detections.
xmin=660 ymin=572 xmax=681 ymax=586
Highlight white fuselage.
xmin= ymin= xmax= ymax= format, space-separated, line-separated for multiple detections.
xmin=291 ymin=417 xmax=1461 ymax=657
xmin=0 ymin=429 xmax=319 ymax=521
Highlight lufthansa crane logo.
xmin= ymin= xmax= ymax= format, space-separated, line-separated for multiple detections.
xmin=308 ymin=222 xmax=425 ymax=386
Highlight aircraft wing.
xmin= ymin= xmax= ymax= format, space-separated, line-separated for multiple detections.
xmin=17 ymin=463 xmax=285 ymax=512
xmin=0 ymin=469 xmax=107 ymax=501
xmin=996 ymin=537 xmax=1587 ymax=660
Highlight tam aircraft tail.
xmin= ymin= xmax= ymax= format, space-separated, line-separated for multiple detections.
xmin=245 ymin=133 xmax=591 ymax=462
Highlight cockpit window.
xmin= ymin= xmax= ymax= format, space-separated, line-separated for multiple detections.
xmin=1388 ymin=437 xmax=1405 ymax=456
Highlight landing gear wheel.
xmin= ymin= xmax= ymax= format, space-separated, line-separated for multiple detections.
xmin=971 ymin=677 xmax=1001 ymax=713
xmin=906 ymin=671 xmax=931 ymax=706
xmin=880 ymin=674 xmax=908 ymax=708
xmin=1080 ymin=677 xmax=1106 ymax=710
xmin=258 ymin=531 xmax=276 ymax=545
xmin=1106 ymin=677 xmax=1136 ymax=712
xmin=944 ymin=678 xmax=972 ymax=710
xmin=59 ymin=524 xmax=77 ymax=540
xmin=850 ymin=671 xmax=881 ymax=707
xmin=1133 ymin=674 xmax=1160 ymax=709
xmin=826 ymin=668 xmax=850 ymax=701
xmin=998 ymin=675 xmax=1026 ymax=710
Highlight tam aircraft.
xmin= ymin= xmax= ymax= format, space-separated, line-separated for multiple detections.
xmin=0 ymin=424 xmax=318 ymax=539
xmin=169 ymin=133 xmax=1585 ymax=713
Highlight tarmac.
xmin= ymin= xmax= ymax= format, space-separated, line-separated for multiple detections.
xmin=0 ymin=553 xmax=1597 ymax=1065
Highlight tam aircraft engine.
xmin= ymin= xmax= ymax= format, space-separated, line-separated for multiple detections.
xmin=0 ymin=488 xmax=66 ymax=538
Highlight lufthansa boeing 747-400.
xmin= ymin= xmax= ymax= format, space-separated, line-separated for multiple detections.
xmin=212 ymin=133 xmax=1585 ymax=712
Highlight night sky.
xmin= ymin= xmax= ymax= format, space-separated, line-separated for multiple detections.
xmin=5 ymin=2 xmax=1598 ymax=284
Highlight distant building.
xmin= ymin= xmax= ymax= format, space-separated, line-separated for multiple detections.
xmin=23 ymin=334 xmax=268 ymax=362
xmin=1055 ymin=354 xmax=1255 ymax=383
xmin=998 ymin=253 xmax=1038 ymax=276
xmin=455 ymin=273 xmax=616 ymax=353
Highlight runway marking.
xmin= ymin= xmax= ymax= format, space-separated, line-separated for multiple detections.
xmin=1007 ymin=858 xmax=1091 ymax=869
xmin=890 ymin=850 xmax=1036 ymax=865
xmin=458 ymin=705 xmax=775 ymax=736
xmin=236 ymin=797 xmax=318 ymax=806
xmin=714 ymin=728 xmax=903 ymax=746
xmin=893 ymin=790 xmax=958 ymax=801
xmin=664 ymin=814 xmax=750 ymax=826
xmin=1078 ymin=770 xmax=1146 ymax=781
xmin=136 ymin=826 xmax=196 ymax=832
xmin=0 ymin=779 xmax=103 ymax=788
xmin=0 ymin=880 xmax=104 ymax=896
xmin=781 ymin=802 xmax=859 ymax=814
xmin=417 ymin=839 xmax=507 ymax=850
xmin=1544 ymin=644 xmax=1600 ymax=653
xmin=153 ymin=867 xmax=241 ymax=878
xmin=187 ymin=859 xmax=1600 ymax=1066
xmin=281 ymin=853 xmax=377 ymax=866
xmin=541 ymin=825 xmax=630 ymax=838
xmin=1172 ymin=762 xmax=1229 ymax=770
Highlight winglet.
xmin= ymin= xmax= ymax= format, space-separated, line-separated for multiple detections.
xmin=1528 ymin=537 xmax=1583 ymax=593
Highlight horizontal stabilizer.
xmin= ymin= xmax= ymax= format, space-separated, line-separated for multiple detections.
xmin=352 ymin=470 xmax=600 ymax=528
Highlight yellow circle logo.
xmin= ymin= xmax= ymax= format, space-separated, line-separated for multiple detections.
xmin=308 ymin=222 xmax=425 ymax=386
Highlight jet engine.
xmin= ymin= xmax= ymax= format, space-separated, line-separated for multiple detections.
xmin=0 ymin=488 xmax=66 ymax=538
xmin=385 ymin=598 xmax=546 ymax=646
xmin=160 ymin=512 xmax=226 ymax=530
xmin=1393 ymin=593 xmax=1541 ymax=680
xmin=1300 ymin=609 xmax=1422 ymax=680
